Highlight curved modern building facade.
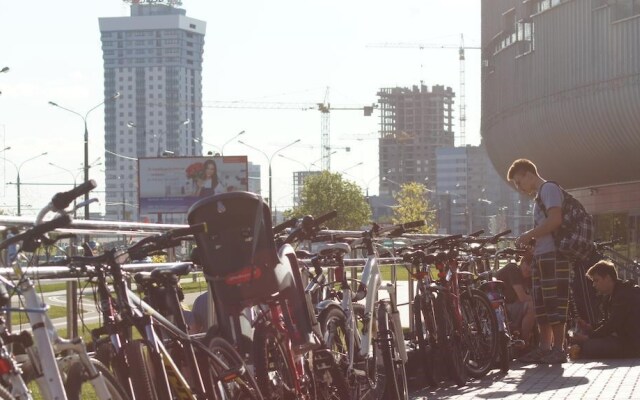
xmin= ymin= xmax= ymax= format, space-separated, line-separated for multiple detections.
xmin=481 ymin=0 xmax=640 ymax=189
xmin=481 ymin=0 xmax=640 ymax=257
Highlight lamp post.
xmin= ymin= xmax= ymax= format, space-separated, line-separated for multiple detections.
xmin=48 ymin=92 xmax=120 ymax=220
xmin=193 ymin=138 xmax=222 ymax=156
xmin=238 ymin=139 xmax=301 ymax=211
xmin=339 ymin=161 xmax=363 ymax=174
xmin=0 ymin=67 xmax=8 ymax=96
xmin=220 ymin=130 xmax=245 ymax=156
xmin=278 ymin=154 xmax=311 ymax=171
xmin=1 ymin=152 xmax=48 ymax=216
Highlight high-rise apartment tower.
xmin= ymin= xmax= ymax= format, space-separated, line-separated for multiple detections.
xmin=99 ymin=4 xmax=206 ymax=222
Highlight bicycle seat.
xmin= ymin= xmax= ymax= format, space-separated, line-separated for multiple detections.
xmin=316 ymin=242 xmax=351 ymax=257
xmin=150 ymin=263 xmax=192 ymax=279
xmin=295 ymin=250 xmax=313 ymax=259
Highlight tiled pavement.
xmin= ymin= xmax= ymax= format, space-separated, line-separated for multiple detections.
xmin=409 ymin=358 xmax=640 ymax=399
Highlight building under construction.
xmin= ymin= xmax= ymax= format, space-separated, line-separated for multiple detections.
xmin=378 ymin=84 xmax=455 ymax=195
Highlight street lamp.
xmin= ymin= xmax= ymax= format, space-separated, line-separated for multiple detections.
xmin=48 ymin=92 xmax=120 ymax=220
xmin=238 ymin=138 xmax=301 ymax=211
xmin=1 ymin=152 xmax=48 ymax=216
xmin=193 ymin=138 xmax=222 ymax=156
xmin=220 ymin=130 xmax=245 ymax=156
xmin=339 ymin=161 xmax=363 ymax=174
xmin=278 ymin=154 xmax=311 ymax=171
xmin=310 ymin=151 xmax=336 ymax=170
xmin=0 ymin=66 xmax=8 ymax=96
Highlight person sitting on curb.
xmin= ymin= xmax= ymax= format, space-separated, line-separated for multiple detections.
xmin=571 ymin=260 xmax=640 ymax=359
xmin=496 ymin=255 xmax=536 ymax=354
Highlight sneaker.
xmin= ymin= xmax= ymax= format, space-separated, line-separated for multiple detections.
xmin=540 ymin=348 xmax=567 ymax=364
xmin=518 ymin=347 xmax=547 ymax=364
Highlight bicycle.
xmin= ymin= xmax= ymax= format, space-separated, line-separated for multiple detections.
xmin=400 ymin=233 xmax=463 ymax=387
xmin=313 ymin=221 xmax=424 ymax=400
xmin=0 ymin=180 xmax=129 ymax=400
xmin=474 ymin=246 xmax=530 ymax=373
xmin=403 ymin=230 xmax=501 ymax=384
xmin=69 ymin=223 xmax=263 ymax=400
xmin=187 ymin=192 xmax=349 ymax=400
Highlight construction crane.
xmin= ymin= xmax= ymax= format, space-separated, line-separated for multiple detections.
xmin=202 ymin=92 xmax=375 ymax=170
xmin=367 ymin=35 xmax=480 ymax=147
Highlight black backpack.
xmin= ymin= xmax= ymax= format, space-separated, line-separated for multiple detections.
xmin=535 ymin=181 xmax=595 ymax=261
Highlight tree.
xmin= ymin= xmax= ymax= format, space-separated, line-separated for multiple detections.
xmin=392 ymin=182 xmax=436 ymax=234
xmin=286 ymin=171 xmax=371 ymax=230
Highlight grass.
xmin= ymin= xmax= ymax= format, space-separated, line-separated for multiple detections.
xmin=9 ymin=305 xmax=69 ymax=326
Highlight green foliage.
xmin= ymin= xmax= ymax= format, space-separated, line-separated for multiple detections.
xmin=286 ymin=171 xmax=371 ymax=230
xmin=392 ymin=182 xmax=436 ymax=234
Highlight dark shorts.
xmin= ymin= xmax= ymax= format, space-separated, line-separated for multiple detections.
xmin=532 ymin=252 xmax=570 ymax=325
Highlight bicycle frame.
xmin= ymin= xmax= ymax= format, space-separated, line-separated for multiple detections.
xmin=337 ymin=237 xmax=407 ymax=381
xmin=127 ymin=287 xmax=251 ymax=400
xmin=1 ymin=266 xmax=113 ymax=400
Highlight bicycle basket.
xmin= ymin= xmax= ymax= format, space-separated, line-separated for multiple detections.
xmin=187 ymin=191 xmax=294 ymax=307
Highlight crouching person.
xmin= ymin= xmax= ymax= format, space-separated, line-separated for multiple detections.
xmin=572 ymin=260 xmax=640 ymax=359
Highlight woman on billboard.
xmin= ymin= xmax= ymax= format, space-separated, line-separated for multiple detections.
xmin=192 ymin=159 xmax=224 ymax=197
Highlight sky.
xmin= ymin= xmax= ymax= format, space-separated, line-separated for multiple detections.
xmin=0 ymin=0 xmax=481 ymax=217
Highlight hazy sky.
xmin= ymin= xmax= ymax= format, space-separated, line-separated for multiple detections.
xmin=0 ymin=0 xmax=480 ymax=216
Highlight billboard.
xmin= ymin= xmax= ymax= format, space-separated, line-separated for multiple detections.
xmin=138 ymin=156 xmax=248 ymax=215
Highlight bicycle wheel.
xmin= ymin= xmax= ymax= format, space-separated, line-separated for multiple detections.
xmin=63 ymin=357 xmax=130 ymax=400
xmin=317 ymin=305 xmax=353 ymax=399
xmin=412 ymin=293 xmax=438 ymax=387
xmin=202 ymin=336 xmax=263 ymax=400
xmin=120 ymin=340 xmax=158 ymax=400
xmin=498 ymin=332 xmax=511 ymax=373
xmin=350 ymin=303 xmax=385 ymax=400
xmin=460 ymin=289 xmax=499 ymax=378
xmin=434 ymin=293 xmax=467 ymax=386
xmin=377 ymin=301 xmax=408 ymax=400
xmin=495 ymin=304 xmax=512 ymax=373
xmin=253 ymin=322 xmax=298 ymax=400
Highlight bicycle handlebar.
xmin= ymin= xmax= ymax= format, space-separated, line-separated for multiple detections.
xmin=51 ymin=180 xmax=97 ymax=211
xmin=283 ymin=210 xmax=337 ymax=244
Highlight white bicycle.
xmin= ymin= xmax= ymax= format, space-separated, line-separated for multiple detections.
xmin=0 ymin=180 xmax=129 ymax=400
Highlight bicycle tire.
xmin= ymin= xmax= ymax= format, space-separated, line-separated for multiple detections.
xmin=63 ymin=357 xmax=130 ymax=400
xmin=495 ymin=303 xmax=512 ymax=373
xmin=121 ymin=340 xmax=158 ymax=400
xmin=435 ymin=294 xmax=467 ymax=386
xmin=460 ymin=289 xmax=499 ymax=378
xmin=203 ymin=336 xmax=263 ymax=400
xmin=377 ymin=301 xmax=408 ymax=400
xmin=412 ymin=293 xmax=438 ymax=387
xmin=253 ymin=322 xmax=298 ymax=400
xmin=352 ymin=303 xmax=385 ymax=400
xmin=317 ymin=305 xmax=353 ymax=399
xmin=498 ymin=332 xmax=511 ymax=373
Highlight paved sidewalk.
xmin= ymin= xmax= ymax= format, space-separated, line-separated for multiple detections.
xmin=409 ymin=359 xmax=640 ymax=399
